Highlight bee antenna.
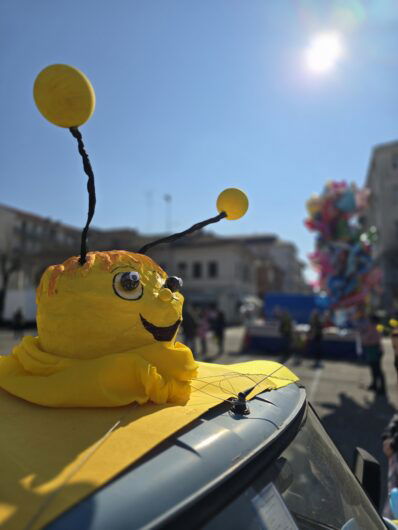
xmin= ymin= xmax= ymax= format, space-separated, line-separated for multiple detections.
xmin=69 ymin=127 xmax=96 ymax=265
xmin=139 ymin=211 xmax=227 ymax=254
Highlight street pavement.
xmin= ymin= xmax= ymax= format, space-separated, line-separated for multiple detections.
xmin=207 ymin=325 xmax=398 ymax=506
xmin=1 ymin=326 xmax=397 ymax=505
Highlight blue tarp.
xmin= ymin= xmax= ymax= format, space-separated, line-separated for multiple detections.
xmin=264 ymin=293 xmax=330 ymax=324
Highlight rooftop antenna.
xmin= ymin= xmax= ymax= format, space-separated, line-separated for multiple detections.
xmin=164 ymin=193 xmax=172 ymax=232
xmin=33 ymin=64 xmax=96 ymax=265
xmin=229 ymin=365 xmax=284 ymax=416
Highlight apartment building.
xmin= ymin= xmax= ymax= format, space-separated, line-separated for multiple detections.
xmin=362 ymin=141 xmax=398 ymax=310
xmin=0 ymin=204 xmax=309 ymax=322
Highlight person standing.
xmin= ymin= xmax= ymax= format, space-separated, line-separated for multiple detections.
xmin=391 ymin=327 xmax=398 ymax=382
xmin=382 ymin=414 xmax=398 ymax=518
xmin=278 ymin=310 xmax=293 ymax=360
xmin=12 ymin=308 xmax=24 ymax=340
xmin=308 ymin=309 xmax=323 ymax=368
xmin=358 ymin=315 xmax=386 ymax=395
xmin=197 ymin=308 xmax=210 ymax=360
xmin=212 ymin=308 xmax=226 ymax=356
xmin=181 ymin=305 xmax=198 ymax=356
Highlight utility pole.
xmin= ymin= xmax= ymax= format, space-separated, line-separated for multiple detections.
xmin=164 ymin=194 xmax=173 ymax=274
xmin=164 ymin=194 xmax=172 ymax=232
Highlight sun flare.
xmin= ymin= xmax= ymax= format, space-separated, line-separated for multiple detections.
xmin=305 ymin=32 xmax=344 ymax=74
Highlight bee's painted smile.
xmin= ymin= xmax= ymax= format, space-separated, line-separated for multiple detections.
xmin=140 ymin=315 xmax=181 ymax=342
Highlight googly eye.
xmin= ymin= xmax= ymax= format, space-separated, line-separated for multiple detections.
xmin=113 ymin=271 xmax=143 ymax=300
xmin=165 ymin=276 xmax=183 ymax=292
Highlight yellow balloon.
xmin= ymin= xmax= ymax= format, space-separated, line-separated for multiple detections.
xmin=158 ymin=288 xmax=173 ymax=302
xmin=306 ymin=195 xmax=321 ymax=217
xmin=216 ymin=188 xmax=249 ymax=220
xmin=33 ymin=64 xmax=95 ymax=127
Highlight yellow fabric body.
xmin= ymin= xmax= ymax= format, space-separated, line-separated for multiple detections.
xmin=0 ymin=360 xmax=298 ymax=530
xmin=0 ymin=336 xmax=196 ymax=407
xmin=0 ymin=251 xmax=199 ymax=407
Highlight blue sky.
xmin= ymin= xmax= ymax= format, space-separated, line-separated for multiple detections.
xmin=1 ymin=1 xmax=398 ymax=279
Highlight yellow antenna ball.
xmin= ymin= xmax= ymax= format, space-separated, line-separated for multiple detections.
xmin=33 ymin=64 xmax=95 ymax=128
xmin=158 ymin=288 xmax=173 ymax=302
xmin=216 ymin=188 xmax=249 ymax=220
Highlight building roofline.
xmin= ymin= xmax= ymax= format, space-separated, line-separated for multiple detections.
xmin=371 ymin=140 xmax=398 ymax=153
xmin=0 ymin=203 xmax=142 ymax=237
xmin=0 ymin=203 xmax=80 ymax=233
xmin=365 ymin=140 xmax=398 ymax=185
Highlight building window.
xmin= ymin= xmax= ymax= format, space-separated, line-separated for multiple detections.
xmin=208 ymin=261 xmax=218 ymax=278
xmin=177 ymin=262 xmax=187 ymax=277
xmin=192 ymin=262 xmax=202 ymax=279
xmin=242 ymin=264 xmax=250 ymax=281
xmin=392 ymin=185 xmax=398 ymax=205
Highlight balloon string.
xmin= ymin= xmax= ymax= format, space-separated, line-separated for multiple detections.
xmin=139 ymin=211 xmax=227 ymax=254
xmin=69 ymin=127 xmax=96 ymax=265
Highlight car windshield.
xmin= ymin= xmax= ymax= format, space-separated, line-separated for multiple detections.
xmin=204 ymin=406 xmax=385 ymax=530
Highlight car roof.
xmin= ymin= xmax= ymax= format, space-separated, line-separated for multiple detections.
xmin=48 ymin=383 xmax=306 ymax=530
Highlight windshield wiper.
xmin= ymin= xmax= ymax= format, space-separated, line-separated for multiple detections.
xmin=292 ymin=511 xmax=339 ymax=530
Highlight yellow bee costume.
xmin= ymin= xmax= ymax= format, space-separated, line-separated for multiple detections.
xmin=0 ymin=65 xmax=253 ymax=408
xmin=0 ymin=251 xmax=198 ymax=407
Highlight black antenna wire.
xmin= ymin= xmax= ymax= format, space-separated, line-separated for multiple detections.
xmin=139 ymin=211 xmax=227 ymax=254
xmin=69 ymin=126 xmax=96 ymax=265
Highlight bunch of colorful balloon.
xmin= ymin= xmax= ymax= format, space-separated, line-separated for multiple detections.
xmin=305 ymin=181 xmax=381 ymax=308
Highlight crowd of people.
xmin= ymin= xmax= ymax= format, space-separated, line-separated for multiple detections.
xmin=382 ymin=321 xmax=398 ymax=518
xmin=275 ymin=306 xmax=398 ymax=517
xmin=9 ymin=299 xmax=398 ymax=513
xmin=181 ymin=305 xmax=226 ymax=361
xmin=276 ymin=308 xmax=324 ymax=368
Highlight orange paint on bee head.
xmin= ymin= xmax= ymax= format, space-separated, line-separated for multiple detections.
xmin=36 ymin=250 xmax=176 ymax=359
xmin=38 ymin=251 xmax=165 ymax=299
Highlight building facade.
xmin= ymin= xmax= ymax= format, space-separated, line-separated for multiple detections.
xmin=362 ymin=141 xmax=398 ymax=310
xmin=239 ymin=236 xmax=309 ymax=294
xmin=0 ymin=204 xmax=309 ymax=322
xmin=149 ymin=236 xmax=257 ymax=323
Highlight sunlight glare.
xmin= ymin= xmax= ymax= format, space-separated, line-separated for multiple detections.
xmin=305 ymin=32 xmax=344 ymax=74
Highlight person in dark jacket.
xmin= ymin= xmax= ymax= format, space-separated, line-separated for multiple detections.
xmin=308 ymin=309 xmax=323 ymax=368
xmin=212 ymin=308 xmax=226 ymax=356
xmin=279 ymin=310 xmax=293 ymax=360
xmin=181 ymin=305 xmax=198 ymax=356
xmin=391 ymin=328 xmax=398 ymax=382
xmin=12 ymin=308 xmax=24 ymax=339
xmin=358 ymin=315 xmax=386 ymax=395
xmin=382 ymin=414 xmax=398 ymax=518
